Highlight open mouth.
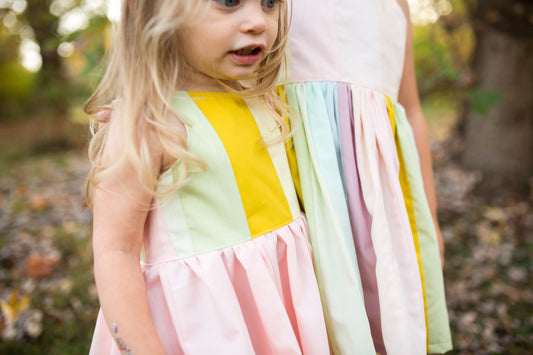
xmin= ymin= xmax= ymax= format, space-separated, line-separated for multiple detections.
xmin=229 ymin=46 xmax=263 ymax=65
xmin=231 ymin=46 xmax=262 ymax=56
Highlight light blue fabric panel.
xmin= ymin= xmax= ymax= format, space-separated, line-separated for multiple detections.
xmin=287 ymin=83 xmax=375 ymax=355
xmin=304 ymin=82 xmax=356 ymax=268
xmin=319 ymin=82 xmax=346 ymax=188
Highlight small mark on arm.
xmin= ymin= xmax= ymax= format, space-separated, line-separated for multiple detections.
xmin=112 ymin=322 xmax=133 ymax=355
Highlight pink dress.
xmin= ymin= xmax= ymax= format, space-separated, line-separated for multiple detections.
xmin=89 ymin=92 xmax=330 ymax=354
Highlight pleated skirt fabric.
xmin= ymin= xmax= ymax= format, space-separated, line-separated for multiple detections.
xmin=89 ymin=216 xmax=331 ymax=355
xmin=287 ymin=82 xmax=452 ymax=355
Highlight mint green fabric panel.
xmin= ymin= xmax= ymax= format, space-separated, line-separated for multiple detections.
xmin=157 ymin=168 xmax=195 ymax=259
xmin=171 ymin=92 xmax=252 ymax=254
xmin=287 ymin=83 xmax=375 ymax=355
xmin=393 ymin=102 xmax=452 ymax=353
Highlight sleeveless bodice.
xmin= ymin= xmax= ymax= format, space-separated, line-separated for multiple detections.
xmin=287 ymin=0 xmax=407 ymax=100
xmin=141 ymin=92 xmax=302 ymax=265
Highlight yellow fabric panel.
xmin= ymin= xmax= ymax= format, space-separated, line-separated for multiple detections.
xmin=277 ymin=85 xmax=304 ymax=211
xmin=385 ymin=97 xmax=429 ymax=348
xmin=190 ymin=92 xmax=293 ymax=238
xmin=286 ymin=137 xmax=304 ymax=211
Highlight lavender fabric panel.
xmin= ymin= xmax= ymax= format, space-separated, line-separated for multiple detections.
xmin=336 ymin=83 xmax=385 ymax=355
xmin=287 ymin=83 xmax=375 ymax=354
xmin=364 ymin=90 xmax=427 ymax=354
xmin=352 ymin=88 xmax=425 ymax=354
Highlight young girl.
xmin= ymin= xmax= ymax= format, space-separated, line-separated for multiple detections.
xmin=85 ymin=1 xmax=330 ymax=354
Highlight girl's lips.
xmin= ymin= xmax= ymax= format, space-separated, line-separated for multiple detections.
xmin=229 ymin=47 xmax=262 ymax=65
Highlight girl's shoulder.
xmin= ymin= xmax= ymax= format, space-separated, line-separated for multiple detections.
xmin=101 ymin=104 xmax=186 ymax=177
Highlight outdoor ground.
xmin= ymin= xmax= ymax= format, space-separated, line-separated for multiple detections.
xmin=0 ymin=120 xmax=532 ymax=354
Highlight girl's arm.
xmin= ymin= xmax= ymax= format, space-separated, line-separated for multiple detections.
xmin=396 ymin=0 xmax=445 ymax=265
xmin=92 ymin=114 xmax=167 ymax=354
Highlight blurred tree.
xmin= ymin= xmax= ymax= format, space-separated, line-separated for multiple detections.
xmin=66 ymin=14 xmax=111 ymax=86
xmin=23 ymin=0 xmax=82 ymax=115
xmin=413 ymin=1 xmax=473 ymax=100
xmin=461 ymin=0 xmax=533 ymax=191
xmin=0 ymin=9 xmax=36 ymax=120
xmin=0 ymin=25 xmax=36 ymax=113
xmin=0 ymin=1 xmax=111 ymax=157
xmin=0 ymin=0 xmax=110 ymax=121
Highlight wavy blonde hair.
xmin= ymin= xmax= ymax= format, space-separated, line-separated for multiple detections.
xmin=85 ymin=0 xmax=292 ymax=206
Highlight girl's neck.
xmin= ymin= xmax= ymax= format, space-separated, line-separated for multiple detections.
xmin=176 ymin=68 xmax=242 ymax=93
xmin=176 ymin=82 xmax=232 ymax=93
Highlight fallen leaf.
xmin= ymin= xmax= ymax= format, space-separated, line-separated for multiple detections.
xmin=15 ymin=185 xmax=28 ymax=198
xmin=25 ymin=253 xmax=59 ymax=278
xmin=0 ymin=290 xmax=30 ymax=324
xmin=29 ymin=195 xmax=49 ymax=211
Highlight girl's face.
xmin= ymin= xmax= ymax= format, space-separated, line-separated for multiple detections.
xmin=177 ymin=0 xmax=282 ymax=91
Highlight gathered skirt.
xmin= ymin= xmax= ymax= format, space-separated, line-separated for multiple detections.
xmin=287 ymin=81 xmax=452 ymax=355
xmin=89 ymin=216 xmax=330 ymax=355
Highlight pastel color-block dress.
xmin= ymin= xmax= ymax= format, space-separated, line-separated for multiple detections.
xmin=284 ymin=0 xmax=453 ymax=354
xmin=89 ymin=92 xmax=331 ymax=355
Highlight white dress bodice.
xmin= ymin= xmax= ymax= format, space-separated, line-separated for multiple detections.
xmin=287 ymin=0 xmax=407 ymax=100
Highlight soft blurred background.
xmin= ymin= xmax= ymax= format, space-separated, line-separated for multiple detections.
xmin=0 ymin=0 xmax=531 ymax=354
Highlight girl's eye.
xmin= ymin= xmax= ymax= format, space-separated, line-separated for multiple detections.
xmin=214 ymin=0 xmax=240 ymax=7
xmin=261 ymin=0 xmax=277 ymax=9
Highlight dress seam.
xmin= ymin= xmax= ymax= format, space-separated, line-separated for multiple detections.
xmin=141 ymin=214 xmax=305 ymax=268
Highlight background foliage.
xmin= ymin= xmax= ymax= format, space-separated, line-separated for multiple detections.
xmin=0 ymin=1 xmax=532 ymax=354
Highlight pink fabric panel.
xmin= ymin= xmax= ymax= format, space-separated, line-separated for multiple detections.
xmin=288 ymin=0 xmax=407 ymax=99
xmin=369 ymin=91 xmax=426 ymax=353
xmin=352 ymin=87 xmax=408 ymax=353
xmin=353 ymin=87 xmax=426 ymax=354
xmin=142 ymin=203 xmax=179 ymax=265
xmin=91 ymin=216 xmax=329 ymax=355
xmin=288 ymin=0 xmax=339 ymax=82
xmin=337 ymin=83 xmax=385 ymax=354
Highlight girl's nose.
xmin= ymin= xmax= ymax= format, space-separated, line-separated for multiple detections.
xmin=239 ymin=3 xmax=267 ymax=33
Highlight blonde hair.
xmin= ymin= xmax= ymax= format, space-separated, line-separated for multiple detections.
xmin=85 ymin=0 xmax=292 ymax=206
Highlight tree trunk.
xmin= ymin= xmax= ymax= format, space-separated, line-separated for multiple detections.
xmin=24 ymin=0 xmax=67 ymax=114
xmin=462 ymin=0 xmax=533 ymax=192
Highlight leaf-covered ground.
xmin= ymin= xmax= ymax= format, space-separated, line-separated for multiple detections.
xmin=0 ymin=144 xmax=531 ymax=354
xmin=0 ymin=152 xmax=96 ymax=354
xmin=432 ymin=140 xmax=533 ymax=354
